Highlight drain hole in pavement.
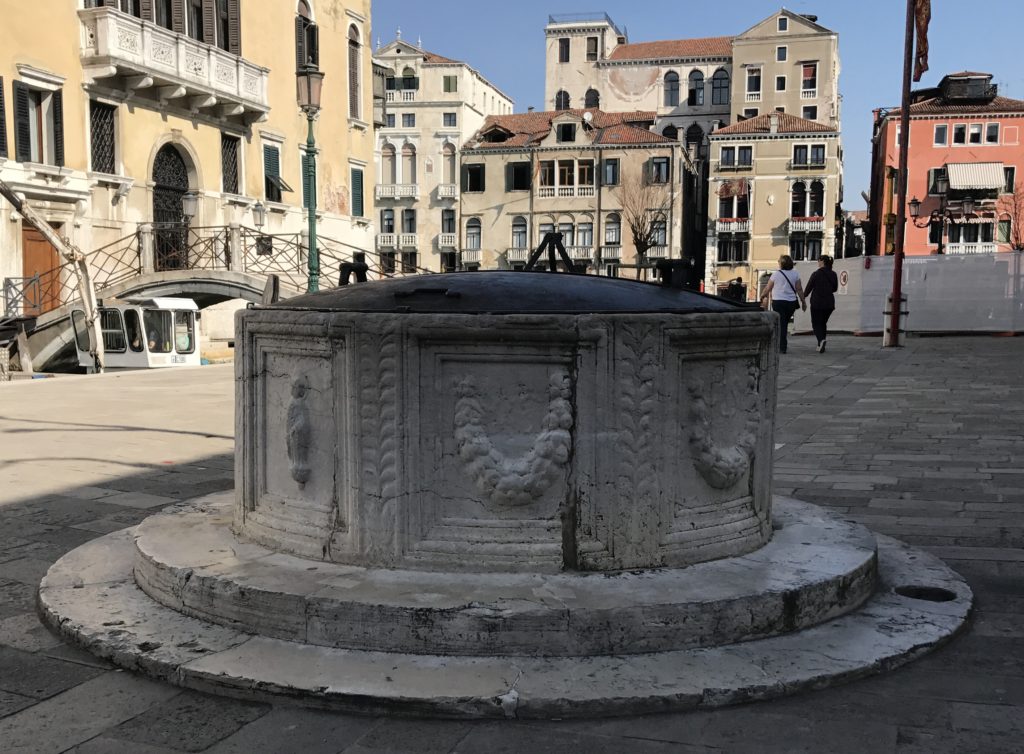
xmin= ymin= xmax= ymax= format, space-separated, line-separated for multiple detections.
xmin=894 ymin=585 xmax=957 ymax=602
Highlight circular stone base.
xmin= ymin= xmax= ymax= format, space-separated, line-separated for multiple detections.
xmin=131 ymin=495 xmax=877 ymax=656
xmin=37 ymin=496 xmax=973 ymax=719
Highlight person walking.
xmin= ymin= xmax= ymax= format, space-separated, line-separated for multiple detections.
xmin=759 ymin=255 xmax=806 ymax=354
xmin=803 ymin=255 xmax=839 ymax=353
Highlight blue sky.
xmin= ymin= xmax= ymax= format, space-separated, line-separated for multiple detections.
xmin=371 ymin=1 xmax=1024 ymax=209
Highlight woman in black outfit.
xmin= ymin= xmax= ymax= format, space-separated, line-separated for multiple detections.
xmin=803 ymin=255 xmax=839 ymax=353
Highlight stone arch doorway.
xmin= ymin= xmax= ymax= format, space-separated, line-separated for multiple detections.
xmin=152 ymin=144 xmax=192 ymax=271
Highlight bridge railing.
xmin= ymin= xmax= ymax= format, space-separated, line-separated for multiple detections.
xmin=151 ymin=225 xmax=230 ymax=272
xmin=3 ymin=276 xmax=41 ymax=317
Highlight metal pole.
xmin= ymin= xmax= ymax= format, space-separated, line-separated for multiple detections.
xmin=886 ymin=0 xmax=916 ymax=347
xmin=305 ymin=113 xmax=319 ymax=293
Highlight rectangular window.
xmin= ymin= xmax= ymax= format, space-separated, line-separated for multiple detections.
xmin=651 ymin=218 xmax=667 ymax=246
xmin=802 ymin=105 xmax=818 ymax=121
xmin=586 ymin=37 xmax=598 ymax=61
xmin=895 ymin=126 xmax=901 ymax=147
xmin=776 ymin=46 xmax=787 ymax=62
xmin=263 ymin=145 xmax=291 ymax=202
xmin=934 ymin=124 xmax=948 ymax=146
xmin=602 ymin=158 xmax=619 ymax=186
xmin=401 ymin=208 xmax=416 ymax=233
xmin=720 ymin=146 xmax=736 ymax=166
xmin=512 ymin=220 xmax=528 ymax=248
xmin=927 ymin=167 xmax=947 ymax=195
xmin=738 ymin=146 xmax=752 ymax=166
xmin=463 ymin=164 xmax=485 ymax=192
xmin=507 ymin=161 xmax=531 ymax=191
xmin=441 ymin=209 xmax=455 ymax=233
xmin=558 ymin=159 xmax=575 ymax=186
xmin=443 ymin=112 xmax=457 ymax=128
xmin=187 ymin=0 xmax=203 ymax=41
xmin=953 ymin=124 xmax=967 ymax=144
xmin=540 ymin=160 xmax=555 ymax=186
xmin=986 ymin=123 xmax=999 ymax=144
xmin=929 ymin=220 xmax=942 ymax=244
xmin=776 ymin=76 xmax=786 ymax=92
xmin=650 ymin=157 xmax=670 ymax=183
xmin=577 ymin=222 xmax=593 ymax=247
xmin=385 ymin=113 xmax=395 ymax=128
xmin=556 ymin=123 xmax=576 ymax=143
xmin=717 ymin=238 xmax=749 ymax=264
xmin=793 ymin=144 xmax=808 ymax=166
xmin=778 ymin=16 xmax=788 ymax=32
xmin=578 ymin=160 xmax=594 ymax=185
xmin=558 ymin=38 xmax=570 ymax=63
xmin=100 ymin=309 xmax=126 ymax=353
xmin=380 ymin=209 xmax=394 ymax=233
xmin=969 ymin=124 xmax=982 ymax=144
xmin=401 ymin=251 xmax=417 ymax=273
xmin=443 ymin=75 xmax=458 ymax=93
xmin=802 ymin=63 xmax=817 ymax=92
xmin=381 ymin=251 xmax=396 ymax=274
xmin=743 ymin=108 xmax=758 ymax=119
xmin=215 ymin=0 xmax=231 ymax=52
xmin=401 ymin=113 xmax=415 ymax=128
xmin=1004 ymin=166 xmax=1016 ymax=194
xmin=810 ymin=144 xmax=825 ymax=165
xmin=351 ymin=167 xmax=364 ymax=217
xmin=747 ymin=68 xmax=762 ymax=94
xmin=221 ymin=133 xmax=240 ymax=194
xmin=13 ymin=82 xmax=64 ymax=167
xmin=90 ymin=101 xmax=116 ymax=175
xmin=998 ymin=219 xmax=1011 ymax=243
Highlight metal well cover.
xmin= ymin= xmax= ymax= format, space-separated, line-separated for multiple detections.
xmin=272 ymin=272 xmax=743 ymax=314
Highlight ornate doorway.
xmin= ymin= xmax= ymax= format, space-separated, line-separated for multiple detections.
xmin=152 ymin=144 xmax=190 ymax=271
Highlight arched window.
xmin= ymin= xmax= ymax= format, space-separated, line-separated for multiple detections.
xmin=685 ymin=124 xmax=704 ymax=148
xmin=380 ymin=208 xmax=394 ymax=233
xmin=664 ymin=72 xmax=679 ymax=107
xmin=688 ymin=71 xmax=705 ymax=106
xmin=348 ymin=25 xmax=361 ymax=118
xmin=402 ymin=66 xmax=419 ymax=91
xmin=662 ymin=124 xmax=678 ymax=140
xmin=809 ymin=180 xmax=825 ymax=217
xmin=511 ymin=216 xmax=528 ymax=248
xmin=712 ymin=69 xmax=730 ymax=105
xmin=554 ymin=90 xmax=570 ymax=111
xmin=381 ymin=144 xmax=396 ymax=184
xmin=584 ymin=88 xmax=600 ymax=108
xmin=295 ymin=0 xmax=319 ymax=69
xmin=605 ymin=213 xmax=621 ymax=245
xmin=442 ymin=143 xmax=457 ymax=184
xmin=401 ymin=144 xmax=416 ymax=184
xmin=791 ymin=181 xmax=807 ymax=218
xmin=466 ymin=218 xmax=482 ymax=250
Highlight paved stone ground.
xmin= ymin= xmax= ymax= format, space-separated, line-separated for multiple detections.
xmin=1 ymin=335 xmax=1022 ymax=753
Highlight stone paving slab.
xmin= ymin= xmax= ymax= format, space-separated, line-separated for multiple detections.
xmin=0 ymin=339 xmax=1022 ymax=750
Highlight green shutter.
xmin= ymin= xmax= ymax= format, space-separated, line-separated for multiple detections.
xmin=351 ymin=167 xmax=364 ymax=217
xmin=13 ymin=82 xmax=31 ymax=163
xmin=0 ymin=77 xmax=7 ymax=158
xmin=51 ymin=89 xmax=64 ymax=167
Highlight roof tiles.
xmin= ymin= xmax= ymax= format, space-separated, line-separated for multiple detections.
xmin=713 ymin=112 xmax=836 ymax=135
xmin=607 ymin=37 xmax=732 ymax=61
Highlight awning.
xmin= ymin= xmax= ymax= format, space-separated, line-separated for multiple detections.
xmin=946 ymin=162 xmax=1004 ymax=190
xmin=718 ymin=178 xmax=749 ymax=198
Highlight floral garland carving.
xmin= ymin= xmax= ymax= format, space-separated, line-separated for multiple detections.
xmin=687 ymin=363 xmax=761 ymax=490
xmin=617 ymin=324 xmax=658 ymax=505
xmin=453 ymin=371 xmax=574 ymax=508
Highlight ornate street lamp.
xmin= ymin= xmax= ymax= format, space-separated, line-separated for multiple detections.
xmin=909 ymin=178 xmax=976 ymax=255
xmin=181 ymin=190 xmax=200 ymax=222
xmin=297 ymin=64 xmax=325 ymax=292
xmin=252 ymin=201 xmax=267 ymax=230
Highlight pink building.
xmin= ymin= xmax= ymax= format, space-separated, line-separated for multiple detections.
xmin=869 ymin=72 xmax=1024 ymax=255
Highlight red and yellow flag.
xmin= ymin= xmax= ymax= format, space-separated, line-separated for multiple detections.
xmin=913 ymin=0 xmax=932 ymax=82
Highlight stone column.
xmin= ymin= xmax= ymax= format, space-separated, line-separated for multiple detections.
xmin=228 ymin=223 xmax=243 ymax=272
xmin=138 ymin=223 xmax=155 ymax=274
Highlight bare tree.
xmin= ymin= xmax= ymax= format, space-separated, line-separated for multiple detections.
xmin=1006 ymin=180 xmax=1024 ymax=251
xmin=618 ymin=170 xmax=672 ymax=279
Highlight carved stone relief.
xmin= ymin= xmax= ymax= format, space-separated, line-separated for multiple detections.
xmin=686 ymin=362 xmax=761 ymax=490
xmin=286 ymin=376 xmax=312 ymax=488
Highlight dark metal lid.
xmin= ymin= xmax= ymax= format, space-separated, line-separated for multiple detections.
xmin=270 ymin=272 xmax=745 ymax=314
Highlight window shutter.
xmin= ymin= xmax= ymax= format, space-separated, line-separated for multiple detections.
xmin=0 ymin=77 xmax=7 ymax=159
xmin=201 ymin=0 xmax=216 ymax=45
xmin=140 ymin=0 xmax=154 ymax=21
xmin=171 ymin=0 xmax=186 ymax=34
xmin=351 ymin=168 xmax=364 ymax=217
xmin=263 ymin=144 xmax=279 ymax=176
xmin=295 ymin=17 xmax=306 ymax=70
xmin=13 ymin=82 xmax=31 ymax=163
xmin=52 ymin=89 xmax=65 ymax=167
xmin=479 ymin=166 xmax=485 ymax=193
xmin=505 ymin=164 xmax=513 ymax=192
xmin=348 ymin=41 xmax=360 ymax=118
xmin=460 ymin=164 xmax=468 ymax=193
xmin=227 ymin=0 xmax=241 ymax=55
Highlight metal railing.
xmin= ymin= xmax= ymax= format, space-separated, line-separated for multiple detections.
xmin=3 ymin=276 xmax=40 ymax=318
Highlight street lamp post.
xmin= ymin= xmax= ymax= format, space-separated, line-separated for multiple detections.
xmin=909 ymin=176 xmax=975 ymax=255
xmin=297 ymin=65 xmax=325 ymax=293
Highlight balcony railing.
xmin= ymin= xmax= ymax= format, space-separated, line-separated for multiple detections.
xmin=538 ymin=187 xmax=556 ymax=198
xmin=601 ymin=245 xmax=622 ymax=260
xmin=438 ymin=183 xmax=458 ymax=198
xmin=385 ymin=90 xmax=417 ymax=102
xmin=437 ymin=233 xmax=458 ymax=248
xmin=462 ymin=249 xmax=482 ymax=264
xmin=376 ymin=233 xmax=397 ymax=248
xmin=715 ymin=161 xmax=753 ymax=172
xmin=946 ymin=243 xmax=997 ymax=255
xmin=376 ymin=184 xmax=419 ymax=199
xmin=788 ymin=160 xmax=827 ymax=170
xmin=567 ymin=246 xmax=594 ymax=260
xmin=647 ymin=246 xmax=669 ymax=259
xmin=745 ymin=92 xmax=762 ymax=102
xmin=557 ymin=186 xmax=576 ymax=197
xmin=78 ymin=7 xmax=269 ymax=122
xmin=717 ymin=218 xmax=750 ymax=234
xmin=506 ymin=248 xmax=531 ymax=263
xmin=789 ymin=217 xmax=826 ymax=233
xmin=801 ymin=88 xmax=817 ymax=99
xmin=398 ymin=234 xmax=419 ymax=248
xmin=577 ymin=186 xmax=596 ymax=197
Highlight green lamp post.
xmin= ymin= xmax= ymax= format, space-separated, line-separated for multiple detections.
xmin=297 ymin=64 xmax=325 ymax=292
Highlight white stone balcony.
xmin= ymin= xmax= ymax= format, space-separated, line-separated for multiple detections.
xmin=462 ymin=249 xmax=482 ymax=264
xmin=438 ymin=184 xmax=458 ymax=199
xmin=716 ymin=218 xmax=751 ymax=234
xmin=78 ymin=7 xmax=269 ymax=123
xmin=577 ymin=186 xmax=596 ymax=197
xmin=567 ymin=246 xmax=594 ymax=260
xmin=557 ymin=186 xmax=576 ymax=198
xmin=946 ymin=243 xmax=997 ymax=255
xmin=506 ymin=248 xmax=531 ymax=263
xmin=376 ymin=184 xmax=419 ymax=199
xmin=789 ymin=217 xmax=826 ymax=233
xmin=745 ymin=92 xmax=761 ymax=102
xmin=601 ymin=245 xmax=622 ymax=260
xmin=437 ymin=233 xmax=458 ymax=248
xmin=801 ymin=88 xmax=817 ymax=99
xmin=537 ymin=187 xmax=556 ymax=198
xmin=398 ymin=234 xmax=419 ymax=248
xmin=647 ymin=246 xmax=669 ymax=259
xmin=385 ymin=90 xmax=417 ymax=102
xmin=376 ymin=233 xmax=397 ymax=248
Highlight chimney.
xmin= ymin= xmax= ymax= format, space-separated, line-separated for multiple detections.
xmin=528 ymin=106 xmax=535 ymax=112
xmin=769 ymin=112 xmax=780 ymax=133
